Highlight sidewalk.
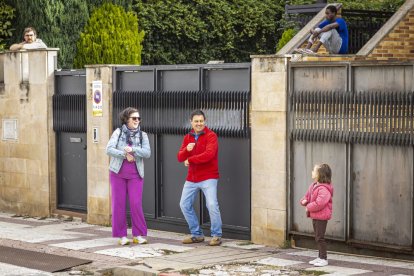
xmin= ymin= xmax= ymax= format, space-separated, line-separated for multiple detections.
xmin=0 ymin=212 xmax=413 ymax=276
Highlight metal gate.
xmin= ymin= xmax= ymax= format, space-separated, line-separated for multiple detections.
xmin=288 ymin=62 xmax=414 ymax=257
xmin=53 ymin=70 xmax=87 ymax=212
xmin=112 ymin=64 xmax=251 ymax=239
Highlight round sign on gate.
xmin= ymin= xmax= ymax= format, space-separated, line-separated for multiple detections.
xmin=93 ymin=90 xmax=102 ymax=104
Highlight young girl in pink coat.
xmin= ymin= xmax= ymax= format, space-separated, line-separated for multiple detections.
xmin=300 ymin=163 xmax=333 ymax=267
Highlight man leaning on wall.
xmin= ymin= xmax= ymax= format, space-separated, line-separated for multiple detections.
xmin=9 ymin=27 xmax=47 ymax=51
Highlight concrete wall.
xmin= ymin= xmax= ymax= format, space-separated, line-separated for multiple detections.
xmin=0 ymin=50 xmax=58 ymax=216
xmin=85 ymin=65 xmax=114 ymax=225
xmin=250 ymin=55 xmax=289 ymax=246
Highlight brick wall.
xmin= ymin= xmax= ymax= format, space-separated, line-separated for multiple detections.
xmin=293 ymin=3 xmax=414 ymax=63
xmin=362 ymin=9 xmax=414 ymax=61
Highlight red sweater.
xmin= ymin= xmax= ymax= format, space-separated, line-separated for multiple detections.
xmin=177 ymin=127 xmax=219 ymax=182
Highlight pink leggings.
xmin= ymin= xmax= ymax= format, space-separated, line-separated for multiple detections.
xmin=110 ymin=173 xmax=147 ymax=237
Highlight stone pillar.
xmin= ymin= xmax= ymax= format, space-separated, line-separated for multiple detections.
xmin=250 ymin=55 xmax=289 ymax=246
xmin=0 ymin=49 xmax=58 ymax=216
xmin=85 ymin=65 xmax=114 ymax=225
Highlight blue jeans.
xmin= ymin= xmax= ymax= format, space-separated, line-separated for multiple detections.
xmin=179 ymin=179 xmax=222 ymax=237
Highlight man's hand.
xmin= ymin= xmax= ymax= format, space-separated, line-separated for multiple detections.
xmin=311 ymin=29 xmax=320 ymax=36
xmin=9 ymin=43 xmax=25 ymax=51
xmin=186 ymin=143 xmax=195 ymax=152
xmin=184 ymin=159 xmax=189 ymax=167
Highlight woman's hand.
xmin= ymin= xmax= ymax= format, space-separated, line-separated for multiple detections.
xmin=301 ymin=199 xmax=308 ymax=206
xmin=124 ymin=146 xmax=133 ymax=153
xmin=126 ymin=153 xmax=135 ymax=162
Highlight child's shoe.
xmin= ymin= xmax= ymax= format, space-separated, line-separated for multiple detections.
xmin=314 ymin=259 xmax=328 ymax=267
xmin=133 ymin=235 xmax=147 ymax=244
xmin=309 ymin=257 xmax=322 ymax=265
xmin=118 ymin=236 xmax=130 ymax=245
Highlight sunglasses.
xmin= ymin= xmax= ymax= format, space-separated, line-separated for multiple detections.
xmin=129 ymin=116 xmax=141 ymax=121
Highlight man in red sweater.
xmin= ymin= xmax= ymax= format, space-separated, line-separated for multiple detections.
xmin=177 ymin=110 xmax=222 ymax=246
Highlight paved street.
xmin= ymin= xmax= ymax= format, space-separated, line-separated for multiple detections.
xmin=0 ymin=212 xmax=414 ymax=276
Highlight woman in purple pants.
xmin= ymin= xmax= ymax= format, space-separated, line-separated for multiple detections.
xmin=106 ymin=107 xmax=151 ymax=245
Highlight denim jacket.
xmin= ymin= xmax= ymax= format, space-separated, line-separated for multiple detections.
xmin=106 ymin=128 xmax=151 ymax=178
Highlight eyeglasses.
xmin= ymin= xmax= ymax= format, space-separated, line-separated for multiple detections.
xmin=129 ymin=116 xmax=141 ymax=121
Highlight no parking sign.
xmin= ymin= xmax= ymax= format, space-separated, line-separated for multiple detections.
xmin=92 ymin=80 xmax=103 ymax=117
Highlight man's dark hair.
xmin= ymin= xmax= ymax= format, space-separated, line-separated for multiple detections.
xmin=190 ymin=109 xmax=206 ymax=120
xmin=326 ymin=5 xmax=337 ymax=14
xmin=119 ymin=107 xmax=139 ymax=124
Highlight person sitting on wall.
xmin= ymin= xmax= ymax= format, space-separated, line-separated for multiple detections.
xmin=295 ymin=5 xmax=348 ymax=55
xmin=9 ymin=27 xmax=47 ymax=51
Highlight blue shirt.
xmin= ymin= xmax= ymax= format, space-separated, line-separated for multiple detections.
xmin=319 ymin=18 xmax=348 ymax=54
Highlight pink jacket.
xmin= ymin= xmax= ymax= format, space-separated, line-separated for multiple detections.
xmin=300 ymin=182 xmax=333 ymax=220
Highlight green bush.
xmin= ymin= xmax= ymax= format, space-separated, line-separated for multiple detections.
xmin=135 ymin=0 xmax=285 ymax=64
xmin=0 ymin=0 xmax=15 ymax=51
xmin=276 ymin=28 xmax=298 ymax=52
xmin=74 ymin=3 xmax=144 ymax=68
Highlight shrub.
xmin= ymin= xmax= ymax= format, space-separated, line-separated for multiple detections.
xmin=0 ymin=0 xmax=15 ymax=51
xmin=74 ymin=3 xmax=144 ymax=68
xmin=276 ymin=28 xmax=298 ymax=52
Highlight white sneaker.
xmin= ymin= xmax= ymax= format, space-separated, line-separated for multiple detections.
xmin=133 ymin=235 xmax=147 ymax=244
xmin=309 ymin=257 xmax=322 ymax=265
xmin=118 ymin=236 xmax=129 ymax=245
xmin=314 ymin=259 xmax=328 ymax=267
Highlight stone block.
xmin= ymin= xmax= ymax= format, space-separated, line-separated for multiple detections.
xmin=0 ymin=172 xmax=10 ymax=186
xmin=252 ymin=207 xmax=267 ymax=228
xmin=251 ymin=72 xmax=287 ymax=112
xmin=4 ymin=158 xmax=26 ymax=174
xmin=28 ymin=51 xmax=48 ymax=84
xmin=251 ymin=226 xmax=266 ymax=245
xmin=2 ymin=186 xmax=22 ymax=202
xmin=250 ymin=111 xmax=286 ymax=131
xmin=26 ymin=173 xmax=49 ymax=191
xmin=4 ymin=52 xmax=22 ymax=85
xmin=252 ymin=185 xmax=286 ymax=210
xmin=26 ymin=159 xmax=48 ymax=176
xmin=88 ymin=196 xmax=111 ymax=217
xmin=267 ymin=209 xmax=286 ymax=231
xmin=0 ymin=144 xmax=10 ymax=157
xmin=9 ymin=173 xmax=27 ymax=188
xmin=252 ymin=57 xmax=287 ymax=73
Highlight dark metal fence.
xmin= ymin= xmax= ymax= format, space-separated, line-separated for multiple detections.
xmin=53 ymin=94 xmax=86 ymax=133
xmin=290 ymin=90 xmax=414 ymax=146
xmin=113 ymin=90 xmax=250 ymax=138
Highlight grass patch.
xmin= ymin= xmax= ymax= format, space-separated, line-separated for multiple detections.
xmin=180 ymin=268 xmax=200 ymax=274
xmin=299 ymin=269 xmax=328 ymax=275
xmin=280 ymin=240 xmax=292 ymax=249
xmin=237 ymin=241 xmax=254 ymax=246
xmin=162 ymin=249 xmax=179 ymax=255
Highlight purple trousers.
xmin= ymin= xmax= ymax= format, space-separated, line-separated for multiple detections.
xmin=110 ymin=160 xmax=147 ymax=237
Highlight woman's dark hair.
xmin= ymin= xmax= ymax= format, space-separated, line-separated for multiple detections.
xmin=190 ymin=109 xmax=206 ymax=120
xmin=119 ymin=107 xmax=139 ymax=124
xmin=326 ymin=5 xmax=337 ymax=14
xmin=315 ymin=163 xmax=332 ymax=184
